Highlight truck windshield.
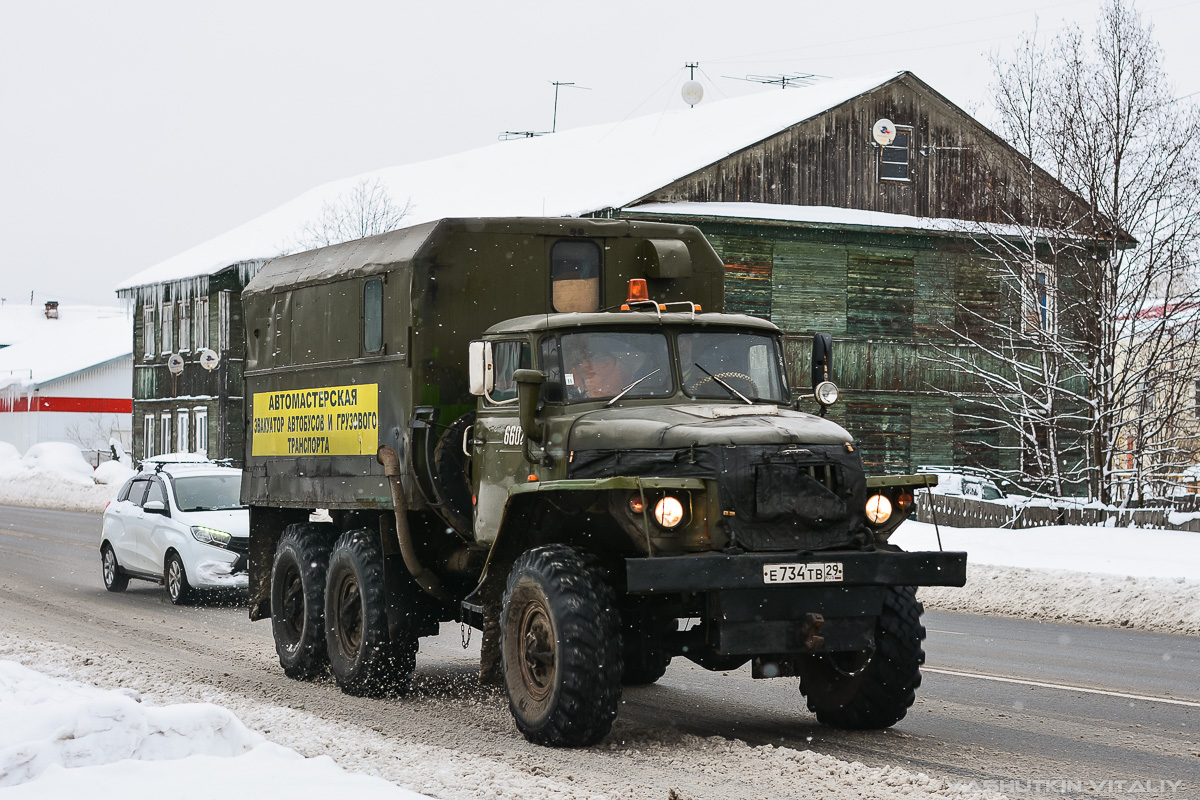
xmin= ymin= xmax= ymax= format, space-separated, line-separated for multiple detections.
xmin=557 ymin=332 xmax=673 ymax=402
xmin=678 ymin=331 xmax=789 ymax=403
xmin=172 ymin=474 xmax=246 ymax=512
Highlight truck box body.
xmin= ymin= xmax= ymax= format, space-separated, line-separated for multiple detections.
xmin=241 ymin=217 xmax=724 ymax=512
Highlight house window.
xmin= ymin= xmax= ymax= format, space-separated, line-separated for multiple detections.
xmin=194 ymin=297 xmax=209 ymax=349
xmin=143 ymin=414 xmax=154 ymax=459
xmin=160 ymin=413 xmax=172 ymax=454
xmin=160 ymin=302 xmax=174 ymax=355
xmin=176 ymin=410 xmax=189 ymax=453
xmin=194 ymin=407 xmax=208 ymax=454
xmin=218 ymin=290 xmax=232 ymax=353
xmin=178 ymin=300 xmax=190 ymax=352
xmin=1023 ymin=265 xmax=1057 ymax=334
xmin=551 ymin=240 xmax=601 ymax=313
xmin=879 ymin=126 xmax=912 ymax=181
xmin=143 ymin=305 xmax=155 ymax=358
xmin=1194 ymin=379 xmax=1200 ymax=419
xmin=363 ymin=278 xmax=383 ymax=354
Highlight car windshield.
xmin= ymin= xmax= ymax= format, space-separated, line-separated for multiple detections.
xmin=678 ymin=331 xmax=789 ymax=403
xmin=172 ymin=474 xmax=245 ymax=512
xmin=556 ymin=332 xmax=673 ymax=402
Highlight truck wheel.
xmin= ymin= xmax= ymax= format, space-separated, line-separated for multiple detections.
xmin=325 ymin=529 xmax=418 ymax=697
xmin=622 ymin=614 xmax=674 ymax=685
xmin=501 ymin=545 xmax=622 ymax=747
xmin=271 ymin=523 xmax=333 ymax=679
xmin=101 ymin=544 xmax=129 ymax=592
xmin=165 ymin=551 xmax=194 ymax=606
xmin=798 ymin=585 xmax=925 ymax=729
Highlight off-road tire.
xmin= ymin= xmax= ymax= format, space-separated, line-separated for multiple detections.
xmin=501 ymin=545 xmax=623 ymax=747
xmin=325 ymin=529 xmax=418 ymax=697
xmin=622 ymin=614 xmax=674 ymax=685
xmin=798 ymin=585 xmax=925 ymax=729
xmin=271 ymin=523 xmax=334 ymax=679
xmin=101 ymin=543 xmax=129 ymax=592
xmin=165 ymin=551 xmax=194 ymax=606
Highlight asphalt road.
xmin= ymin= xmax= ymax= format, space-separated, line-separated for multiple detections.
xmin=1 ymin=504 xmax=1196 ymax=799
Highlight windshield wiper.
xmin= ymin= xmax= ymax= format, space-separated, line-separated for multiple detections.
xmin=606 ymin=369 xmax=662 ymax=407
xmin=694 ymin=363 xmax=753 ymax=405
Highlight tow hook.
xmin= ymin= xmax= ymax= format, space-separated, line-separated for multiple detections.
xmin=803 ymin=612 xmax=825 ymax=651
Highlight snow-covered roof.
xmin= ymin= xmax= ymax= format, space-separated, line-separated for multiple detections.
xmin=623 ymin=201 xmax=1087 ymax=242
xmin=0 ymin=305 xmax=130 ymax=390
xmin=115 ymin=72 xmax=904 ymax=292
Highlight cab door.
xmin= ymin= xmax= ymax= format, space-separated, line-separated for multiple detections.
xmin=471 ymin=340 xmax=532 ymax=544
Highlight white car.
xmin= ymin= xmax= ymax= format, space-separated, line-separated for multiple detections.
xmin=100 ymin=459 xmax=249 ymax=604
xmin=916 ymin=469 xmax=1006 ymax=502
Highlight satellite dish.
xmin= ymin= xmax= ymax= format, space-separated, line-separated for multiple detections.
xmin=167 ymin=354 xmax=185 ymax=375
xmin=681 ymin=80 xmax=704 ymax=106
xmin=873 ymin=118 xmax=896 ymax=146
xmin=199 ymin=348 xmax=220 ymax=371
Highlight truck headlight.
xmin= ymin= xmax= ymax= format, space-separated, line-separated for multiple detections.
xmin=865 ymin=494 xmax=892 ymax=524
xmin=654 ymin=496 xmax=685 ymax=528
xmin=815 ymin=381 xmax=839 ymax=407
xmin=191 ymin=525 xmax=233 ymax=548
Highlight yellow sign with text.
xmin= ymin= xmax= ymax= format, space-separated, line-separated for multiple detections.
xmin=252 ymin=384 xmax=379 ymax=457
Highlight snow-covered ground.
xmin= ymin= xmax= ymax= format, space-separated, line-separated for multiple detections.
xmin=0 ymin=440 xmax=132 ymax=512
xmin=0 ymin=659 xmax=430 ymax=798
xmin=893 ymin=523 xmax=1200 ymax=636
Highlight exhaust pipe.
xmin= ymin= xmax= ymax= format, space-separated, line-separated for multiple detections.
xmin=377 ymin=445 xmax=447 ymax=601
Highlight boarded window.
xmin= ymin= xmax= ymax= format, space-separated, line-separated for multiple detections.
xmin=724 ymin=264 xmax=772 ymax=318
xmin=846 ymin=402 xmax=912 ymax=473
xmin=551 ymin=240 xmax=600 ymax=312
xmin=953 ymin=406 xmax=1000 ymax=471
xmin=363 ymin=278 xmax=383 ymax=353
xmin=847 ymin=253 xmax=914 ymax=337
xmin=879 ymin=126 xmax=912 ymax=181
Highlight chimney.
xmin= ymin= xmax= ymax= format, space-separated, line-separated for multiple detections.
xmin=44 ymin=301 xmax=59 ymax=319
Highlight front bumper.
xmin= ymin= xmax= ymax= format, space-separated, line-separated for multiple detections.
xmin=627 ymin=550 xmax=967 ymax=655
xmin=625 ymin=549 xmax=968 ymax=593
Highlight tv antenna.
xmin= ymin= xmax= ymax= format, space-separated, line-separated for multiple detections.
xmin=682 ymin=62 xmax=704 ymax=107
xmin=499 ymin=80 xmax=591 ymax=140
xmin=723 ymin=72 xmax=823 ymax=89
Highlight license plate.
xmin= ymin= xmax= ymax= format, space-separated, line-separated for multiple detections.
xmin=762 ymin=562 xmax=844 ymax=584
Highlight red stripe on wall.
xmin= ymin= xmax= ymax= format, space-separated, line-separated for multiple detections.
xmin=0 ymin=397 xmax=132 ymax=413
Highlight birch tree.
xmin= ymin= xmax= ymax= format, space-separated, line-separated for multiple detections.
xmin=946 ymin=1 xmax=1200 ymax=502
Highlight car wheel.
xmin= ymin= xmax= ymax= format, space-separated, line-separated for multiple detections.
xmin=270 ymin=523 xmax=334 ymax=679
xmin=101 ymin=544 xmax=129 ymax=592
xmin=501 ymin=545 xmax=622 ymax=747
xmin=798 ymin=585 xmax=925 ymax=729
xmin=325 ymin=529 xmax=418 ymax=697
xmin=165 ymin=551 xmax=194 ymax=606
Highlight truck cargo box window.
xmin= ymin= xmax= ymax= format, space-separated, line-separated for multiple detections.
xmin=363 ymin=279 xmax=383 ymax=354
xmin=551 ymin=240 xmax=600 ymax=312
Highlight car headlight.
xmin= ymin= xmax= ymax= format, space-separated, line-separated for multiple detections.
xmin=654 ymin=496 xmax=685 ymax=528
xmin=865 ymin=494 xmax=892 ymax=524
xmin=191 ymin=525 xmax=233 ymax=548
xmin=815 ymin=381 xmax=839 ymax=407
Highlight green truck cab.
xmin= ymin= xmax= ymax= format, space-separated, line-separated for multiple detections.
xmin=240 ymin=217 xmax=966 ymax=747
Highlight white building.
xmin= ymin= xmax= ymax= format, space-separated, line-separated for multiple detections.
xmin=0 ymin=303 xmax=132 ymax=461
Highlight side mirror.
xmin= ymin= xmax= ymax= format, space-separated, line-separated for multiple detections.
xmin=468 ymin=340 xmax=493 ymax=397
xmin=143 ymin=500 xmax=168 ymax=515
xmin=513 ymin=369 xmax=545 ymax=443
xmin=811 ymin=333 xmax=833 ymax=388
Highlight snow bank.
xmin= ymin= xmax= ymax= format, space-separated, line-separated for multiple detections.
xmin=0 ymin=440 xmax=127 ymax=512
xmin=894 ymin=521 xmax=1200 ymax=634
xmin=0 ymin=659 xmax=429 ymax=799
xmin=917 ymin=564 xmax=1200 ymax=636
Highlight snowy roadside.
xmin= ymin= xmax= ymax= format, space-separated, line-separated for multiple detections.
xmin=0 ymin=635 xmax=1004 ymax=800
xmin=894 ymin=522 xmax=1200 ymax=636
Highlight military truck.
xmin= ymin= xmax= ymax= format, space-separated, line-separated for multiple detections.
xmin=241 ymin=217 xmax=966 ymax=747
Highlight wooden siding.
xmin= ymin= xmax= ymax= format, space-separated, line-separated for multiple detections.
xmin=633 ymin=73 xmax=1099 ymax=234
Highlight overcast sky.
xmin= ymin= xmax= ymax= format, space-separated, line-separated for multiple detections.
xmin=1 ymin=0 xmax=1196 ymax=308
